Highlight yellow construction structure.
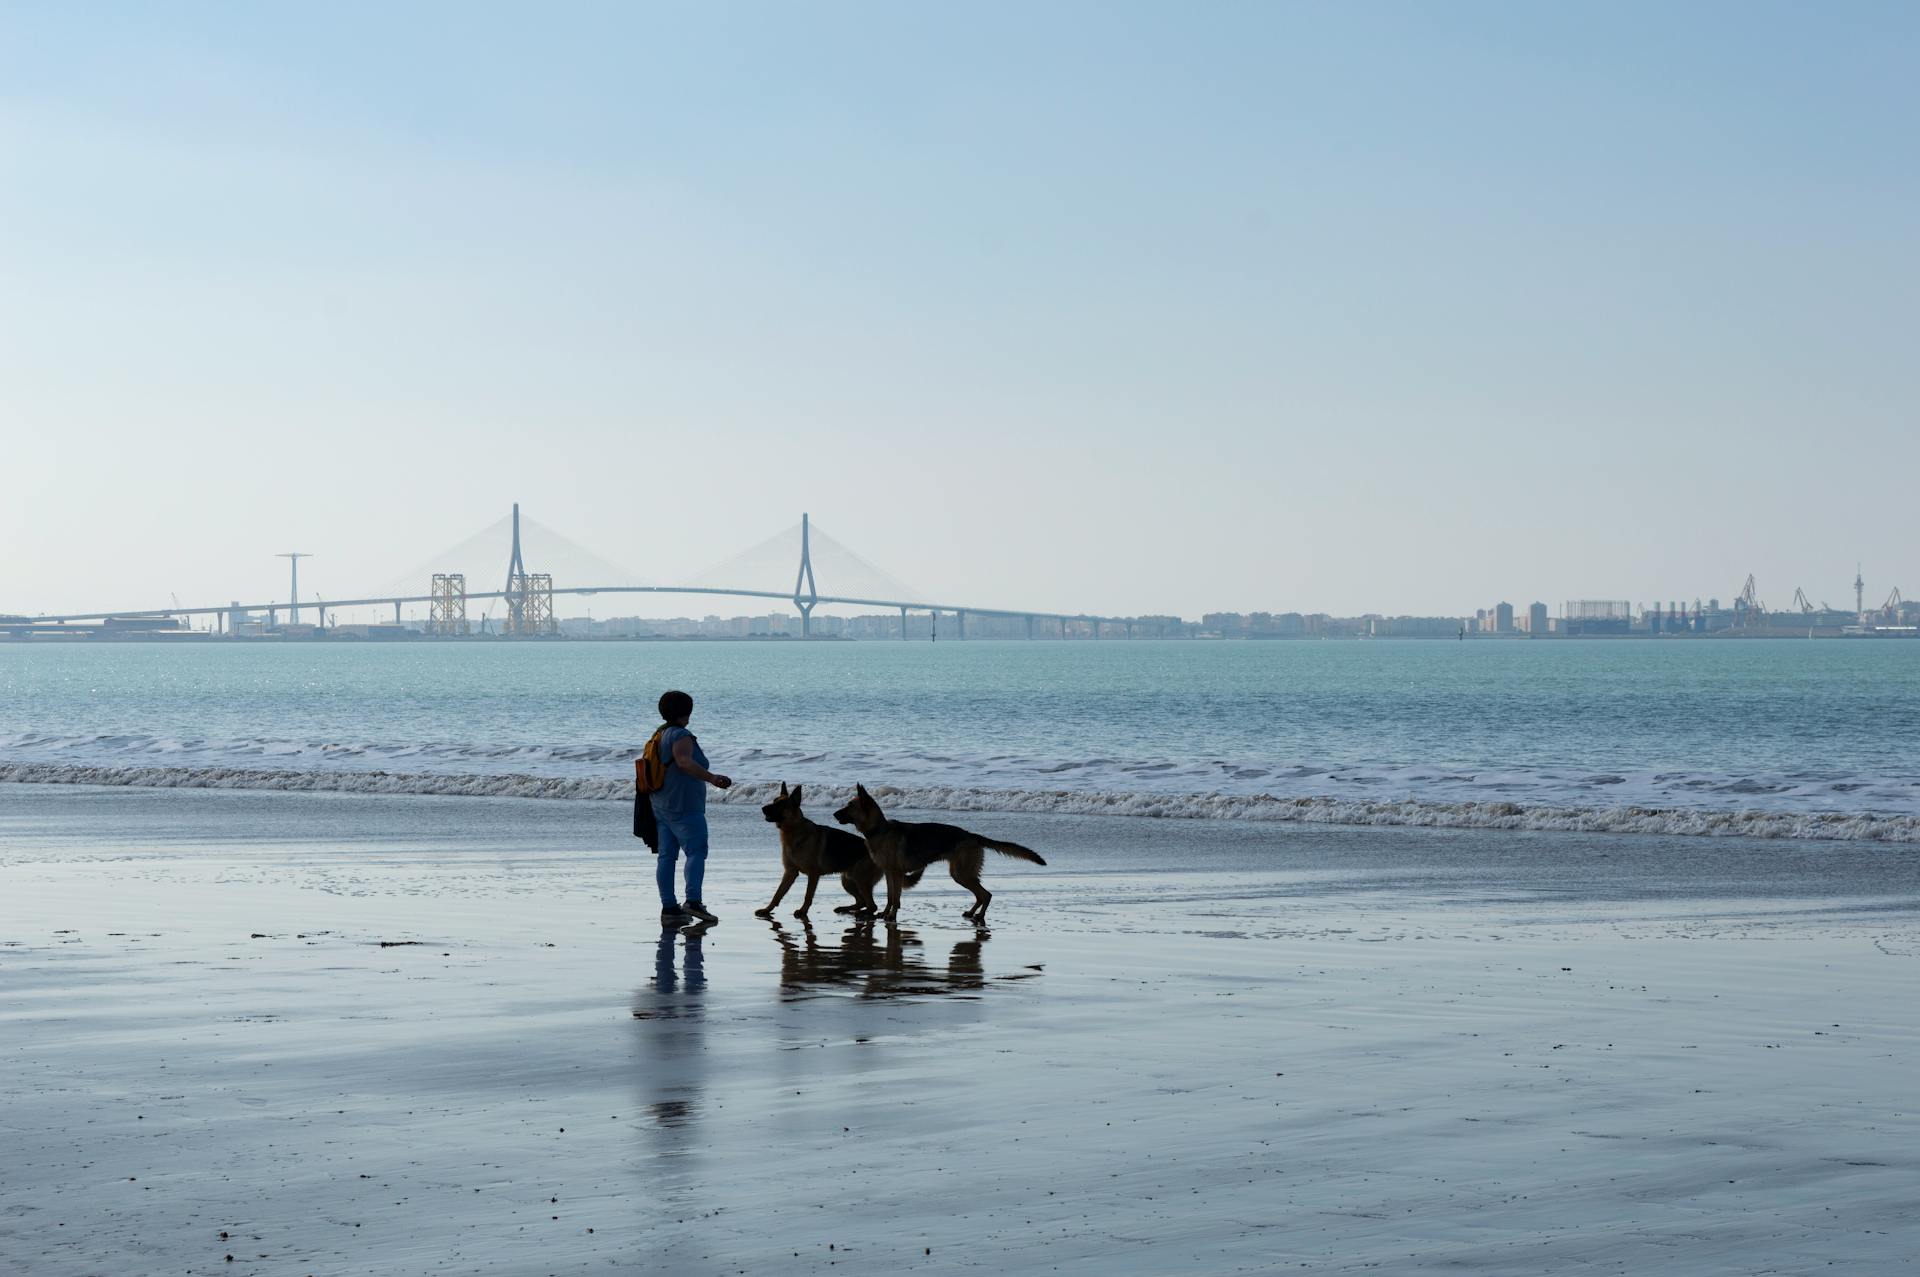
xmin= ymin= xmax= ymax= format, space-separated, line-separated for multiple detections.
xmin=428 ymin=574 xmax=469 ymax=636
xmin=504 ymin=571 xmax=556 ymax=636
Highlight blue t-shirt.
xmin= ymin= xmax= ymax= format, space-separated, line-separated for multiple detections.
xmin=650 ymin=725 xmax=708 ymax=818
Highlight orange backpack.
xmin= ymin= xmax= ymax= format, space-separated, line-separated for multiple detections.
xmin=635 ymin=725 xmax=673 ymax=794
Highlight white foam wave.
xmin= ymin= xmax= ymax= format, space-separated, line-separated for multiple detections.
xmin=9 ymin=730 xmax=1917 ymax=822
xmin=0 ymin=762 xmax=620 ymax=802
xmin=7 ymin=762 xmax=1920 ymax=844
xmin=0 ymin=730 xmax=640 ymax=769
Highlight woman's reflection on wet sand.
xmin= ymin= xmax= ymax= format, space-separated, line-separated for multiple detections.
xmin=652 ymin=920 xmax=709 ymax=997
xmin=632 ymin=922 xmax=711 ymax=1135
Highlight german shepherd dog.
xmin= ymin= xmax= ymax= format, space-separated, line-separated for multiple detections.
xmin=757 ymin=783 xmax=921 ymax=919
xmin=832 ymin=783 xmax=1046 ymax=922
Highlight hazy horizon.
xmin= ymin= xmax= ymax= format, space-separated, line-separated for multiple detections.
xmin=5 ymin=2 xmax=1916 ymax=619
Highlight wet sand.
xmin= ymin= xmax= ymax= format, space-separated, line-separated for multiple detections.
xmin=3 ymin=785 xmax=1918 ymax=1275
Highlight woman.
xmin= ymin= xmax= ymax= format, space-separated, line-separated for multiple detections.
xmin=650 ymin=689 xmax=732 ymax=925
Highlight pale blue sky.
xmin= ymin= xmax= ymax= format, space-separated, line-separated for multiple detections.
xmin=4 ymin=2 xmax=1916 ymax=619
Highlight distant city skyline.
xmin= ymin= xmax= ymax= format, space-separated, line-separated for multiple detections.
xmin=4 ymin=3 xmax=1916 ymax=617
xmin=5 ymin=495 xmax=1908 ymax=634
xmin=22 ymin=584 xmax=1908 ymax=641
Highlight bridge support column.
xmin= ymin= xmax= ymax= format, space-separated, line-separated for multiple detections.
xmin=394 ymin=601 xmax=401 ymax=625
xmin=1125 ymin=621 xmax=1133 ymax=639
xmin=900 ymin=605 xmax=908 ymax=640
xmin=1026 ymin=615 xmax=1034 ymax=640
xmin=792 ymin=513 xmax=819 ymax=640
xmin=956 ymin=610 xmax=965 ymax=640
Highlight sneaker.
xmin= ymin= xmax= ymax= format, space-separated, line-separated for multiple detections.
xmin=660 ymin=906 xmax=692 ymax=926
xmin=682 ymin=901 xmax=719 ymax=924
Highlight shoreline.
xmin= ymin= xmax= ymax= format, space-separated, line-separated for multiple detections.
xmin=8 ymin=765 xmax=1920 ymax=844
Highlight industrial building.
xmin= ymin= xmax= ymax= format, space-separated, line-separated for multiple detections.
xmin=1561 ymin=600 xmax=1632 ymax=636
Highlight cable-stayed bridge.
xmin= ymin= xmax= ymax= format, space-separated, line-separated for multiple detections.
xmin=16 ymin=505 xmax=1151 ymax=639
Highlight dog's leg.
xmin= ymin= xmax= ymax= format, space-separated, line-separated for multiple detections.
xmin=950 ymin=850 xmax=992 ymax=920
xmin=955 ymin=873 xmax=991 ymax=921
xmin=755 ymin=868 xmax=799 ymax=919
xmin=882 ymin=869 xmax=905 ymax=922
xmin=795 ymin=873 xmax=821 ymax=918
xmin=835 ymin=870 xmax=875 ymax=917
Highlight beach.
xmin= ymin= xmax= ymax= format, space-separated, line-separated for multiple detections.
xmin=12 ymin=3 xmax=1920 ymax=1270
xmin=4 ymin=784 xmax=1916 ymax=1275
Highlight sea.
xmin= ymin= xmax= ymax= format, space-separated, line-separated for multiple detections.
xmin=3 ymin=639 xmax=1918 ymax=842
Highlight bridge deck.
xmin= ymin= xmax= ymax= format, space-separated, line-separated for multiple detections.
xmin=23 ymin=585 xmax=1136 ymax=628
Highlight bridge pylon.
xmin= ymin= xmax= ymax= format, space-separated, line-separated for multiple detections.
xmin=503 ymin=503 xmax=528 ymax=635
xmin=793 ymin=512 xmax=819 ymax=638
xmin=500 ymin=503 xmax=556 ymax=637
xmin=277 ymin=553 xmax=311 ymax=626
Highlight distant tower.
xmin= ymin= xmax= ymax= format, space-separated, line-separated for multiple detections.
xmin=1856 ymin=563 xmax=1865 ymax=619
xmin=277 ymin=553 xmax=310 ymax=625
xmin=503 ymin=503 xmax=527 ymax=634
xmin=792 ymin=512 xmax=819 ymax=638
xmin=507 ymin=502 xmax=526 ymax=580
xmin=494 ymin=503 xmax=555 ymax=636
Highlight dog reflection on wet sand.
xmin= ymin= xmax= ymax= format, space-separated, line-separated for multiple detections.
xmin=766 ymin=918 xmax=1038 ymax=1000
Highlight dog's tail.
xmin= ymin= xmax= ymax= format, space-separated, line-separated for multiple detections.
xmin=981 ymin=838 xmax=1046 ymax=866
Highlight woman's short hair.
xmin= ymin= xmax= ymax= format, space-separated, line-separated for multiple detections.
xmin=658 ymin=689 xmax=694 ymax=722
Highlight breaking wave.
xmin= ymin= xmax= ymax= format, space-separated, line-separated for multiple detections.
xmin=7 ymin=761 xmax=1920 ymax=844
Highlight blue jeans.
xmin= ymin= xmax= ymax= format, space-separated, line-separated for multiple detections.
xmin=655 ymin=808 xmax=709 ymax=907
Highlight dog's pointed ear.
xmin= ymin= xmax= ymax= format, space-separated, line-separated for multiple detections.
xmin=791 ymin=783 xmax=802 ymax=805
xmin=855 ymin=782 xmax=869 ymax=800
xmin=779 ymin=781 xmax=789 ymax=798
